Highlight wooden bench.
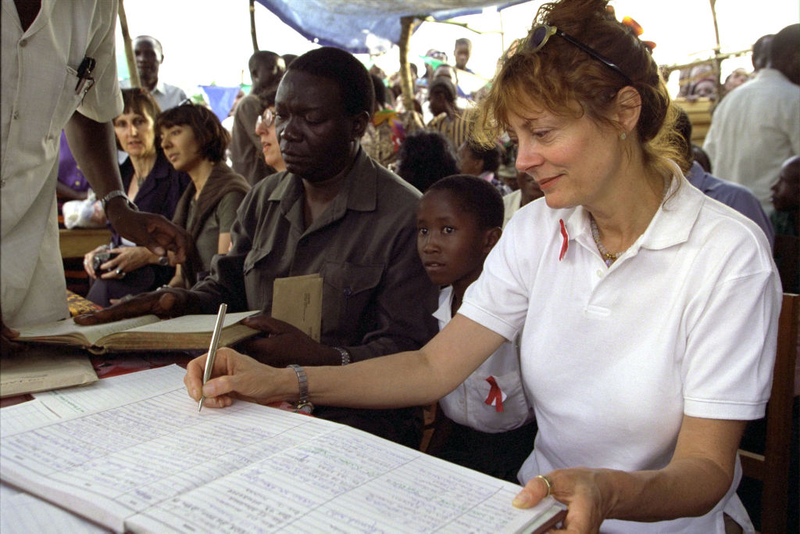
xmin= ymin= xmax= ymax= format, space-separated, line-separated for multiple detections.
xmin=59 ymin=228 xmax=111 ymax=259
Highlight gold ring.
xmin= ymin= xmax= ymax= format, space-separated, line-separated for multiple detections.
xmin=536 ymin=474 xmax=553 ymax=497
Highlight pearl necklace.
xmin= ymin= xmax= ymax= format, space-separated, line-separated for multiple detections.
xmin=590 ymin=214 xmax=624 ymax=267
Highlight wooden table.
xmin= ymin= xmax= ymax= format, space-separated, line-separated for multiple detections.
xmin=59 ymin=228 xmax=111 ymax=258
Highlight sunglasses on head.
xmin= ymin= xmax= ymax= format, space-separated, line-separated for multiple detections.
xmin=256 ymin=108 xmax=275 ymax=130
xmin=526 ymin=24 xmax=633 ymax=85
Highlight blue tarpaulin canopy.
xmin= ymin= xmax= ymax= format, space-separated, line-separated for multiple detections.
xmin=255 ymin=0 xmax=529 ymax=55
xmin=200 ymin=85 xmax=241 ymax=122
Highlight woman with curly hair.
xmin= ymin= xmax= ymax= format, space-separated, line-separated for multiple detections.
xmin=186 ymin=2 xmax=779 ymax=531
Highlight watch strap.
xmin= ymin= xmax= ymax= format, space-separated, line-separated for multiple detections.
xmin=100 ymin=189 xmax=138 ymax=212
xmin=333 ymin=346 xmax=351 ymax=366
xmin=287 ymin=364 xmax=313 ymax=413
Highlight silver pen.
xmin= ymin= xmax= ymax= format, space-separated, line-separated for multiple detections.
xmin=198 ymin=303 xmax=228 ymax=412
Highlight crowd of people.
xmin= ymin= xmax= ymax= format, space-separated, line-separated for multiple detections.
xmin=675 ymin=32 xmax=774 ymax=104
xmin=2 ymin=0 xmax=797 ymax=532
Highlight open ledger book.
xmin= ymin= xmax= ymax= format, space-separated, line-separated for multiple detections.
xmin=13 ymin=311 xmax=259 ymax=354
xmin=0 ymin=366 xmax=565 ymax=533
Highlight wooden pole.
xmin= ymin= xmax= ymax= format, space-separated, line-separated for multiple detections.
xmin=499 ymin=8 xmax=506 ymax=61
xmin=398 ymin=16 xmax=417 ymax=112
xmin=250 ymin=0 xmax=259 ymax=53
xmin=661 ymin=48 xmax=751 ymax=79
xmin=117 ymin=0 xmax=140 ymax=88
xmin=708 ymin=0 xmax=722 ymax=95
xmin=709 ymin=0 xmax=721 ymax=51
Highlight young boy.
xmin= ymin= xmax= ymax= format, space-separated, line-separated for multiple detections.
xmin=416 ymin=174 xmax=536 ymax=482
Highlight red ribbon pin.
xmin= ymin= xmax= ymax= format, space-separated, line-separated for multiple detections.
xmin=559 ymin=219 xmax=569 ymax=261
xmin=485 ymin=376 xmax=504 ymax=412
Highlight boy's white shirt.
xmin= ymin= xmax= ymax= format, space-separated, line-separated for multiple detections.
xmin=434 ymin=285 xmax=534 ymax=433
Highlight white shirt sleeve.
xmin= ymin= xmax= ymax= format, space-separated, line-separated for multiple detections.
xmin=76 ymin=2 xmax=123 ymax=123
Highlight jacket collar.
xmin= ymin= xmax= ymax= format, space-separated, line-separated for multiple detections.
xmin=121 ymin=150 xmax=173 ymax=191
xmin=268 ymin=146 xmax=379 ymax=217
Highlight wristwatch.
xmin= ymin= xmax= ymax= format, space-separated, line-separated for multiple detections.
xmin=100 ymin=190 xmax=138 ymax=212
xmin=333 ymin=346 xmax=351 ymax=366
xmin=287 ymin=364 xmax=313 ymax=414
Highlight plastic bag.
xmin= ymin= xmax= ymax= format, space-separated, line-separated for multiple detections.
xmin=62 ymin=190 xmax=106 ymax=229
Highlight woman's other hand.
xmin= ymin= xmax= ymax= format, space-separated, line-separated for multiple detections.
xmin=511 ymin=415 xmax=744 ymax=532
xmin=514 ymin=468 xmax=613 ymax=534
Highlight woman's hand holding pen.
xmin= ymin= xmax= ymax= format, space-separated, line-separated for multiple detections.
xmin=184 ymin=348 xmax=292 ymax=408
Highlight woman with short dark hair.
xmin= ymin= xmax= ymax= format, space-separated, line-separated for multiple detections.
xmin=156 ymin=102 xmax=250 ymax=288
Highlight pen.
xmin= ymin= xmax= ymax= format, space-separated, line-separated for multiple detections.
xmin=198 ymin=303 xmax=227 ymax=412
xmin=75 ymin=56 xmax=96 ymax=94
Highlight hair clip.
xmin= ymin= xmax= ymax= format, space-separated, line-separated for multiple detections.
xmin=621 ymin=16 xmax=643 ymax=36
xmin=621 ymin=16 xmax=656 ymax=51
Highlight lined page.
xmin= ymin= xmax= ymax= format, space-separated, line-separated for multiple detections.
xmin=132 ymin=428 xmax=542 ymax=533
xmin=1 ymin=391 xmax=331 ymax=531
xmin=2 ymin=383 xmax=546 ymax=533
xmin=33 ymin=364 xmax=186 ymax=416
xmin=0 ymin=400 xmax=65 ymax=439
xmin=1 ymin=365 xmax=186 ymax=438
xmin=0 ymin=482 xmax=109 ymax=534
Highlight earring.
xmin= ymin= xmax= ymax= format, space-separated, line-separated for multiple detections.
xmin=620 ymin=132 xmax=627 ymax=141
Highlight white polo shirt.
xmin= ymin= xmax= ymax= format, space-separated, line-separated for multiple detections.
xmin=459 ymin=166 xmax=780 ymax=533
xmin=434 ymin=286 xmax=534 ymax=433
xmin=1 ymin=0 xmax=123 ymax=327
